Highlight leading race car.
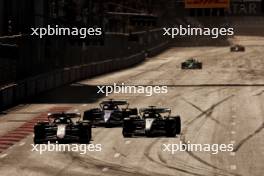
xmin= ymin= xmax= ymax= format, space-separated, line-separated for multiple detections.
xmin=34 ymin=112 xmax=92 ymax=144
xmin=122 ymin=106 xmax=181 ymax=137
xmin=230 ymin=44 xmax=245 ymax=52
xmin=181 ymin=58 xmax=202 ymax=69
xmin=83 ymin=99 xmax=137 ymax=127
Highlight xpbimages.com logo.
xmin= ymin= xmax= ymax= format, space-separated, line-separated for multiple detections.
xmin=31 ymin=25 xmax=102 ymax=39
xmin=163 ymin=25 xmax=234 ymax=39
xmin=97 ymin=83 xmax=168 ymax=96
xmin=31 ymin=142 xmax=102 ymax=155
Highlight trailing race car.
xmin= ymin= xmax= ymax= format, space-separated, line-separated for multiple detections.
xmin=122 ymin=106 xmax=181 ymax=137
xmin=34 ymin=112 xmax=92 ymax=144
xmin=181 ymin=58 xmax=202 ymax=69
xmin=230 ymin=44 xmax=245 ymax=52
xmin=83 ymin=99 xmax=137 ymax=127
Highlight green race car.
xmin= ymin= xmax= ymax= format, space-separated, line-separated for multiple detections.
xmin=230 ymin=44 xmax=245 ymax=52
xmin=181 ymin=58 xmax=202 ymax=69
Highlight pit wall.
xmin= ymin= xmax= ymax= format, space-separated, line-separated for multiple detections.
xmin=0 ymin=29 xmax=169 ymax=110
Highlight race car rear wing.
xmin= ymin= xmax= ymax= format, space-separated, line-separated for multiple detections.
xmin=47 ymin=112 xmax=81 ymax=119
xmin=139 ymin=107 xmax=171 ymax=114
xmin=100 ymin=99 xmax=129 ymax=108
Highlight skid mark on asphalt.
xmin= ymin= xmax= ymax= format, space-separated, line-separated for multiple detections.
xmin=69 ymin=151 xmax=171 ymax=176
xmin=181 ymin=97 xmax=226 ymax=128
xmin=253 ymin=89 xmax=264 ymax=96
xmin=157 ymin=139 xmax=220 ymax=174
xmin=184 ymin=95 xmax=234 ymax=127
xmin=202 ymin=88 xmax=229 ymax=96
xmin=178 ymin=95 xmax=242 ymax=176
xmin=233 ymin=122 xmax=264 ymax=152
xmin=144 ymin=139 xmax=233 ymax=176
xmin=180 ymin=136 xmax=241 ymax=176
xmin=0 ymin=107 xmax=71 ymax=154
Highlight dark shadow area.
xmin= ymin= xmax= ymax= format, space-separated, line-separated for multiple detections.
xmin=128 ymin=135 xmax=180 ymax=138
xmin=26 ymin=83 xmax=106 ymax=104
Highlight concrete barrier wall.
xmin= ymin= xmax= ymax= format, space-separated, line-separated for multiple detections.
xmin=0 ymin=51 xmax=147 ymax=110
xmin=0 ymin=85 xmax=15 ymax=110
xmin=0 ymin=29 xmax=169 ymax=111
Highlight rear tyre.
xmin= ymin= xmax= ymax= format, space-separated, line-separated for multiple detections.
xmin=34 ymin=124 xmax=46 ymax=144
xmin=198 ymin=63 xmax=202 ymax=69
xmin=79 ymin=123 xmax=92 ymax=144
xmin=166 ymin=116 xmax=181 ymax=137
xmin=181 ymin=63 xmax=186 ymax=69
xmin=105 ymin=123 xmax=112 ymax=128
xmin=83 ymin=108 xmax=101 ymax=121
xmin=145 ymin=130 xmax=153 ymax=137
xmin=122 ymin=119 xmax=133 ymax=138
xmin=175 ymin=116 xmax=181 ymax=134
xmin=122 ymin=130 xmax=132 ymax=138
xmin=166 ymin=125 xmax=177 ymax=137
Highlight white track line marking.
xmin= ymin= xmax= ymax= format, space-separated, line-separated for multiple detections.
xmin=231 ymin=131 xmax=236 ymax=135
xmin=230 ymin=165 xmax=237 ymax=170
xmin=74 ymin=109 xmax=79 ymax=112
xmin=19 ymin=142 xmax=25 ymax=146
xmin=231 ymin=122 xmax=236 ymax=126
xmin=82 ymin=104 xmax=87 ymax=107
xmin=230 ymin=140 xmax=236 ymax=144
xmin=114 ymin=153 xmax=120 ymax=158
xmin=125 ymin=141 xmax=131 ymax=145
xmin=102 ymin=167 xmax=109 ymax=172
xmin=0 ymin=154 xmax=8 ymax=159
xmin=230 ymin=152 xmax=236 ymax=156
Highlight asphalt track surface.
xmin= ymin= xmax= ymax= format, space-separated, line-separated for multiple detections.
xmin=0 ymin=36 xmax=263 ymax=176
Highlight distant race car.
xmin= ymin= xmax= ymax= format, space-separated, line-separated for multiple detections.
xmin=181 ymin=58 xmax=202 ymax=69
xmin=230 ymin=44 xmax=245 ymax=52
xmin=83 ymin=99 xmax=137 ymax=127
xmin=34 ymin=112 xmax=92 ymax=144
xmin=122 ymin=106 xmax=181 ymax=137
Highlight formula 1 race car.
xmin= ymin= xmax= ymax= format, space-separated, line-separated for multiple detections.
xmin=122 ymin=106 xmax=181 ymax=137
xmin=83 ymin=99 xmax=137 ymax=127
xmin=34 ymin=113 xmax=92 ymax=144
xmin=230 ymin=44 xmax=245 ymax=52
xmin=181 ymin=58 xmax=202 ymax=69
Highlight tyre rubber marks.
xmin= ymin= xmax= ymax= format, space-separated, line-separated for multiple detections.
xmin=0 ymin=107 xmax=71 ymax=154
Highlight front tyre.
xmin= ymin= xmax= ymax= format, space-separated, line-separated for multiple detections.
xmin=175 ymin=116 xmax=181 ymax=134
xmin=122 ymin=129 xmax=132 ymax=138
xmin=79 ymin=123 xmax=92 ymax=144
